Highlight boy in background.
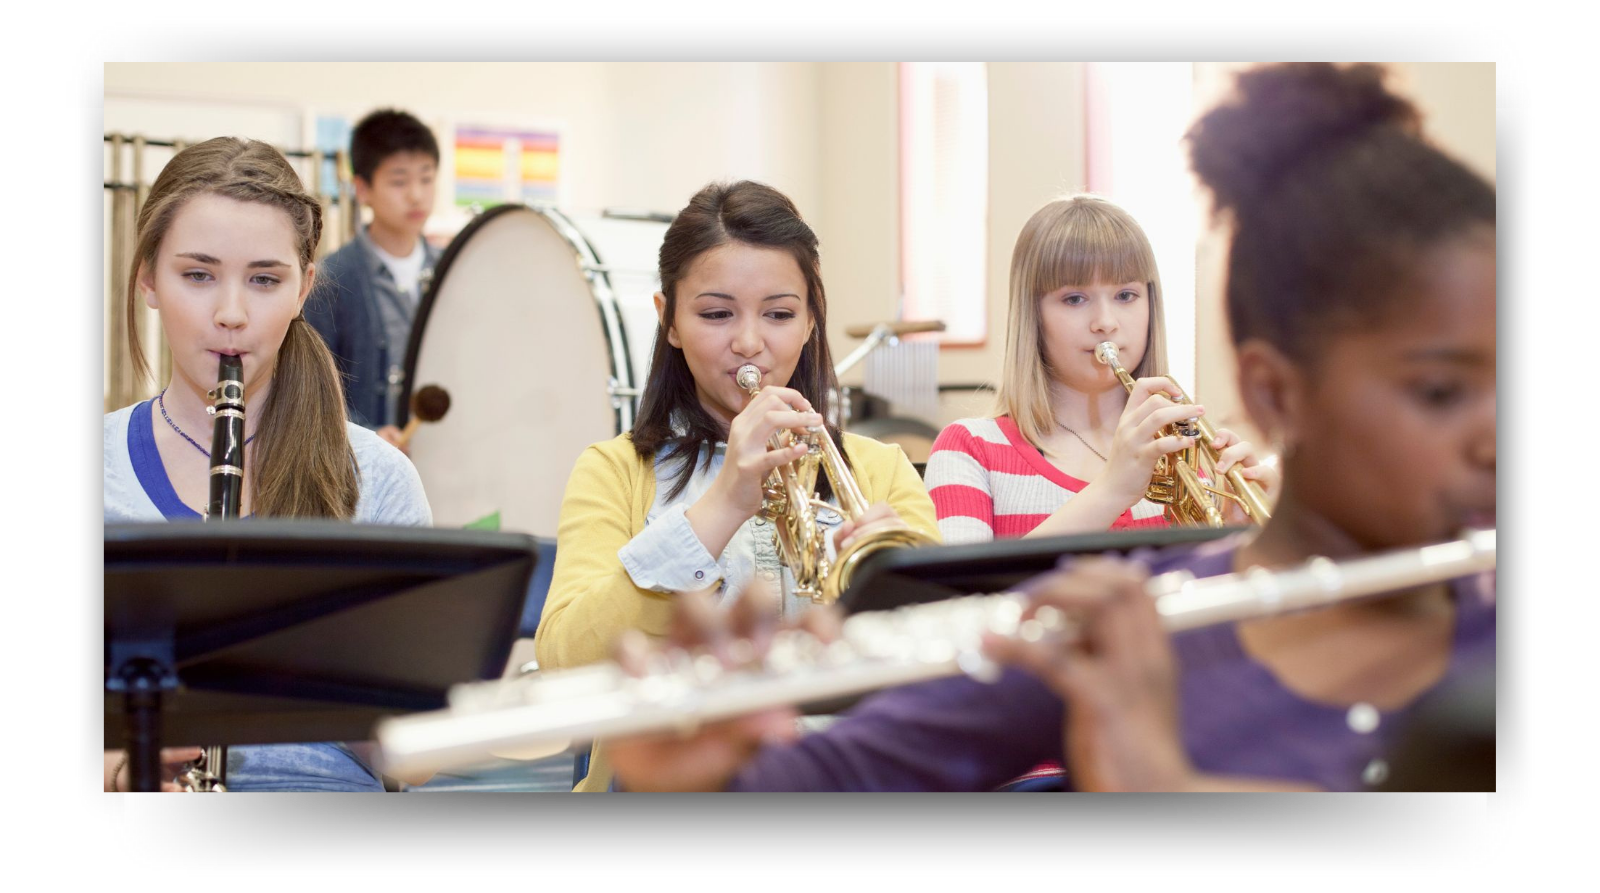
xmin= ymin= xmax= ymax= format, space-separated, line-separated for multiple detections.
xmin=308 ymin=109 xmax=441 ymax=450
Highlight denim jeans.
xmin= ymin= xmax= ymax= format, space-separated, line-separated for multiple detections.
xmin=226 ymin=743 xmax=384 ymax=792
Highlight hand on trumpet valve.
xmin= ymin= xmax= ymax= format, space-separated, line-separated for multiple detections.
xmin=1206 ymin=427 xmax=1282 ymax=525
xmin=981 ymin=556 xmax=1196 ymax=792
xmin=608 ymin=582 xmax=844 ymax=792
xmin=1096 ymin=377 xmax=1203 ymax=506
xmin=711 ymin=384 xmax=820 ymax=518
xmin=832 ymin=501 xmax=911 ymax=554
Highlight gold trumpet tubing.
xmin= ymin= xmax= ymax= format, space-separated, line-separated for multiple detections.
xmin=773 ymin=454 xmax=826 ymax=592
xmin=1170 ymin=456 xmax=1226 ymax=527
xmin=809 ymin=425 xmax=870 ymax=519
xmin=1161 ymin=377 xmax=1273 ymax=525
xmin=1096 ymin=342 xmax=1270 ymax=526
xmin=1145 ymin=455 xmax=1179 ymax=504
xmin=776 ymin=504 xmax=828 ymax=602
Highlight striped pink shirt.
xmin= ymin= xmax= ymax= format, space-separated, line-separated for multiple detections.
xmin=925 ymin=416 xmax=1170 ymax=544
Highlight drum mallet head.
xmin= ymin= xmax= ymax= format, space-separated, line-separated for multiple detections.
xmin=399 ymin=384 xmax=452 ymax=448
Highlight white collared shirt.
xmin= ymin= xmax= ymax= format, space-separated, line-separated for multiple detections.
xmin=617 ymin=440 xmax=845 ymax=619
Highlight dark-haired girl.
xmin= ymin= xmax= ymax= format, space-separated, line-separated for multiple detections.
xmin=534 ymin=180 xmax=939 ymax=791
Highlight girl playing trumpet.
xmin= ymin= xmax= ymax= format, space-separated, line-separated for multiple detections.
xmin=924 ymin=195 xmax=1280 ymax=543
xmin=608 ymin=62 xmax=1496 ymax=792
xmin=534 ymin=180 xmax=939 ymax=791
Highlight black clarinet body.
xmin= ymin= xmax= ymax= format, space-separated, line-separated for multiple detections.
xmin=206 ymin=354 xmax=246 ymax=522
xmin=187 ymin=354 xmax=246 ymax=791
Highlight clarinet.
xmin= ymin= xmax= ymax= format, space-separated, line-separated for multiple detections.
xmin=183 ymin=354 xmax=247 ymax=792
xmin=375 ymin=529 xmax=1495 ymax=778
xmin=205 ymin=354 xmax=246 ymax=522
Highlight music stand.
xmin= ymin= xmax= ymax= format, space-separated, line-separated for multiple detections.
xmin=105 ymin=521 xmax=537 ymax=792
xmin=842 ymin=526 xmax=1239 ymax=614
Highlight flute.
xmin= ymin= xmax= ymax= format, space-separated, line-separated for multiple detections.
xmin=375 ymin=529 xmax=1495 ymax=777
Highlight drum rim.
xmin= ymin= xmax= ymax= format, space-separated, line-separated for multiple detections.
xmin=399 ymin=204 xmax=639 ymax=431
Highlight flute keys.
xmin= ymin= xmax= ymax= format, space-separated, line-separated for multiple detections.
xmin=956 ymin=649 xmax=1001 ymax=684
xmin=727 ymin=638 xmax=756 ymax=666
xmin=1033 ymin=605 xmax=1066 ymax=632
xmin=915 ymin=638 xmax=956 ymax=664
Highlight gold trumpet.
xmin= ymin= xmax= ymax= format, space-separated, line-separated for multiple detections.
xmin=1094 ymin=342 xmax=1272 ymax=527
xmin=737 ymin=364 xmax=936 ymax=604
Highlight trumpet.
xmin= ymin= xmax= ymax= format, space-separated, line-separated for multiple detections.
xmin=736 ymin=363 xmax=936 ymax=605
xmin=374 ymin=529 xmax=1495 ymax=777
xmin=1095 ymin=342 xmax=1272 ymax=527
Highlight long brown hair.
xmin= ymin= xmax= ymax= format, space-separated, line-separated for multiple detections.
xmin=127 ymin=137 xmax=359 ymax=519
xmin=631 ymin=180 xmax=846 ymax=502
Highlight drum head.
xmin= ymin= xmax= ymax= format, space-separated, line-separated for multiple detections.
xmin=403 ymin=206 xmax=627 ymax=536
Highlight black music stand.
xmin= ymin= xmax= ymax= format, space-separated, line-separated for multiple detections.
xmin=842 ymin=526 xmax=1239 ymax=614
xmin=105 ymin=521 xmax=537 ymax=792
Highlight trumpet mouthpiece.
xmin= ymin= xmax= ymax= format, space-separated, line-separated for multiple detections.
xmin=736 ymin=365 xmax=762 ymax=391
xmin=1094 ymin=342 xmax=1120 ymax=367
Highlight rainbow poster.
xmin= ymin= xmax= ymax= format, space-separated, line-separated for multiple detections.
xmin=453 ymin=126 xmax=560 ymax=208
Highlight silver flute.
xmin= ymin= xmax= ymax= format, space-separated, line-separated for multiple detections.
xmin=376 ymin=529 xmax=1495 ymax=777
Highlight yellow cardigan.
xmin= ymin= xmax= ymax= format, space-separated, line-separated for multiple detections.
xmin=533 ymin=431 xmax=939 ymax=791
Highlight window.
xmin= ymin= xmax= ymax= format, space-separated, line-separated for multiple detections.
xmin=1084 ymin=62 xmax=1200 ymax=388
xmin=899 ymin=62 xmax=989 ymax=345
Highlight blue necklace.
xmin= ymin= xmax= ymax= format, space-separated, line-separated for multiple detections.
xmin=158 ymin=388 xmax=256 ymax=459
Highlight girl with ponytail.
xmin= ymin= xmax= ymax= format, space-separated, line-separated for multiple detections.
xmin=103 ymin=137 xmax=431 ymax=792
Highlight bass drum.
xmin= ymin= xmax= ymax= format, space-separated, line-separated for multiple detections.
xmin=401 ymin=205 xmax=669 ymax=536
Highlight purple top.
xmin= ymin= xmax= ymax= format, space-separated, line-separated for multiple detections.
xmin=727 ymin=537 xmax=1496 ymax=792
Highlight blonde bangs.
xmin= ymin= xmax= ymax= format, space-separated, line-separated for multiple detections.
xmin=1022 ymin=201 xmax=1159 ymax=302
xmin=996 ymin=196 xmax=1171 ymax=450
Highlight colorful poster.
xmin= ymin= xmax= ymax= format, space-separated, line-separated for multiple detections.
xmin=454 ymin=126 xmax=560 ymax=208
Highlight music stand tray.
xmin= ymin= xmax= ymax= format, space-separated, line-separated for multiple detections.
xmin=104 ymin=520 xmax=537 ymax=791
xmin=842 ymin=526 xmax=1239 ymax=614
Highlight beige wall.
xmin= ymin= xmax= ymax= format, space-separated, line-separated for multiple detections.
xmin=818 ymin=61 xmax=1089 ymax=428
xmin=1190 ymin=62 xmax=1496 ymax=442
xmin=105 ymin=62 xmax=823 ymax=225
xmin=104 ymin=62 xmax=1494 ymax=433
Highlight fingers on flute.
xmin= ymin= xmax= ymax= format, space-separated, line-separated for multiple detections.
xmin=727 ymin=578 xmax=781 ymax=650
xmin=666 ymin=587 xmax=725 ymax=653
xmin=795 ymin=604 xmax=844 ymax=644
xmin=614 ymin=629 xmax=654 ymax=676
xmin=720 ymin=707 xmax=802 ymax=747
